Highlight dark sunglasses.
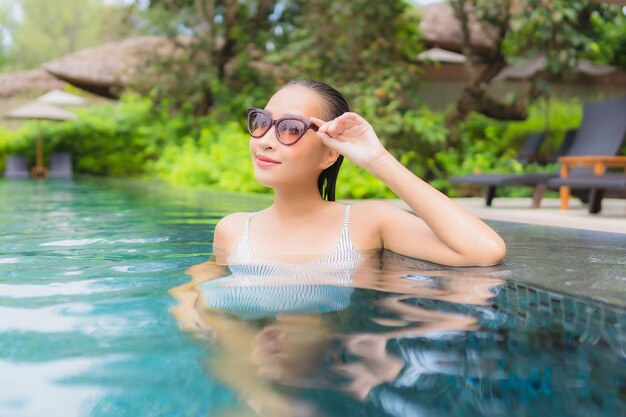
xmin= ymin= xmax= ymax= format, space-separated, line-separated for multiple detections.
xmin=246 ymin=108 xmax=319 ymax=146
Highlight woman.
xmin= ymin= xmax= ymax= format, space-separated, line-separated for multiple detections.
xmin=214 ymin=79 xmax=505 ymax=268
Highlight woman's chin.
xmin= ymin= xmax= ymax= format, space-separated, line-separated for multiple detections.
xmin=253 ymin=172 xmax=280 ymax=189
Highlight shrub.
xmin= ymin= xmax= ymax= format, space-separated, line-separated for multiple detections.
xmin=0 ymin=93 xmax=585 ymax=200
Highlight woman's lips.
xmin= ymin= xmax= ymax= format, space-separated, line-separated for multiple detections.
xmin=256 ymin=155 xmax=281 ymax=168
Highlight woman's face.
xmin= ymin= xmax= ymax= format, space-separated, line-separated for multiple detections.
xmin=249 ymin=85 xmax=339 ymax=192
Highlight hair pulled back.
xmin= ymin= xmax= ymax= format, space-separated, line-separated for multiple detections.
xmin=281 ymin=80 xmax=349 ymax=201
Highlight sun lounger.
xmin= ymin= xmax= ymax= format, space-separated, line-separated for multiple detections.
xmin=3 ymin=156 xmax=29 ymax=179
xmin=48 ymin=152 xmax=73 ymax=179
xmin=516 ymin=132 xmax=546 ymax=163
xmin=450 ymin=96 xmax=626 ymax=207
xmin=547 ymin=128 xmax=577 ymax=164
xmin=547 ymin=173 xmax=626 ymax=213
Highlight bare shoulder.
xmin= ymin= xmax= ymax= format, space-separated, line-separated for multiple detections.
xmin=345 ymin=201 xmax=410 ymax=250
xmin=214 ymin=212 xmax=251 ymax=253
xmin=216 ymin=212 xmax=251 ymax=230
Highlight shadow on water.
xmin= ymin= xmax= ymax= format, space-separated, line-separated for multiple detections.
xmin=173 ymin=251 xmax=626 ymax=417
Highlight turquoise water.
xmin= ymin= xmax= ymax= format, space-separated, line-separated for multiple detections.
xmin=1 ymin=179 xmax=625 ymax=417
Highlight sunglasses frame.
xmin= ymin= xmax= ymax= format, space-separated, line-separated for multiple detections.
xmin=246 ymin=108 xmax=319 ymax=146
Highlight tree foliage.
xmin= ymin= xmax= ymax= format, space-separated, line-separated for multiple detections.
xmin=140 ymin=0 xmax=280 ymax=115
xmin=268 ymin=0 xmax=422 ymax=84
xmin=446 ymin=0 xmax=624 ymax=131
xmin=139 ymin=0 xmax=423 ymax=116
xmin=589 ymin=6 xmax=626 ymax=69
xmin=0 ymin=0 xmax=139 ymax=70
xmin=2 ymin=0 xmax=624 ymax=194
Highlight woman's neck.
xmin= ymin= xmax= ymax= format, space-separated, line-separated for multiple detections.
xmin=271 ymin=185 xmax=328 ymax=223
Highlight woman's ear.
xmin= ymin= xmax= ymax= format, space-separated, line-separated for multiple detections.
xmin=319 ymin=147 xmax=340 ymax=170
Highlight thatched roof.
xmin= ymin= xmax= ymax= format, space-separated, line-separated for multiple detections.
xmin=43 ymin=36 xmax=182 ymax=98
xmin=418 ymin=2 xmax=497 ymax=55
xmin=0 ymin=69 xmax=66 ymax=98
xmin=493 ymin=55 xmax=617 ymax=81
xmin=42 ymin=35 xmax=274 ymax=98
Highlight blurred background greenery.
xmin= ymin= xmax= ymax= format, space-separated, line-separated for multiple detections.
xmin=0 ymin=0 xmax=624 ymax=198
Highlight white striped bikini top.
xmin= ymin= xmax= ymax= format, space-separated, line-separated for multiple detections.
xmin=226 ymin=204 xmax=363 ymax=281
xmin=198 ymin=205 xmax=364 ymax=319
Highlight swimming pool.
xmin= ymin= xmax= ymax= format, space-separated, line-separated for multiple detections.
xmin=1 ymin=178 xmax=624 ymax=417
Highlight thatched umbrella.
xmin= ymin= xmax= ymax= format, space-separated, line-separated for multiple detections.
xmin=5 ymin=101 xmax=76 ymax=177
xmin=36 ymin=90 xmax=87 ymax=106
xmin=417 ymin=47 xmax=467 ymax=64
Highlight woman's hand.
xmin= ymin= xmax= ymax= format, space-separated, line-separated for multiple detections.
xmin=311 ymin=112 xmax=389 ymax=170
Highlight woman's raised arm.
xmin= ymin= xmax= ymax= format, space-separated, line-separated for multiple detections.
xmin=312 ymin=112 xmax=506 ymax=266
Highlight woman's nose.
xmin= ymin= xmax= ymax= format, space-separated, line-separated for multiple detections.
xmin=257 ymin=126 xmax=278 ymax=148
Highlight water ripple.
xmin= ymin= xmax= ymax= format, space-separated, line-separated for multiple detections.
xmin=0 ymin=304 xmax=128 ymax=334
xmin=40 ymin=239 xmax=106 ymax=247
xmin=0 ymin=257 xmax=20 ymax=264
xmin=0 ymin=357 xmax=113 ymax=417
xmin=0 ymin=279 xmax=116 ymax=298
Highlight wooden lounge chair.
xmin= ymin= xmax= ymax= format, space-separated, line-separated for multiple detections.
xmin=3 ymin=156 xmax=29 ymax=179
xmin=450 ymin=96 xmax=626 ymax=207
xmin=547 ymin=157 xmax=626 ymax=213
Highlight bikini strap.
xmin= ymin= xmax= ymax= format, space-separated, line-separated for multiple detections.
xmin=243 ymin=212 xmax=254 ymax=238
xmin=343 ymin=205 xmax=351 ymax=231
xmin=235 ymin=213 xmax=255 ymax=261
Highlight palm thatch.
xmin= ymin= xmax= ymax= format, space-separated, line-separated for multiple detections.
xmin=43 ymin=36 xmax=183 ymax=98
xmin=0 ymin=69 xmax=66 ymax=98
xmin=36 ymin=90 xmax=87 ymax=106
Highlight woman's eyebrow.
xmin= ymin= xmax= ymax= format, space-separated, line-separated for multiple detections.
xmin=265 ymin=108 xmax=307 ymax=118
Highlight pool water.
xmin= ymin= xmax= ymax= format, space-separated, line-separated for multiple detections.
xmin=1 ymin=179 xmax=624 ymax=417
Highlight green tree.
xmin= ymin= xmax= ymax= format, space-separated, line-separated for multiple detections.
xmin=269 ymin=0 xmax=422 ymax=85
xmin=445 ymin=0 xmax=623 ymax=133
xmin=140 ymin=0 xmax=279 ymax=115
xmin=590 ymin=7 xmax=626 ymax=69
xmin=0 ymin=1 xmax=14 ymax=70
xmin=4 ymin=0 xmax=139 ymax=70
xmin=266 ymin=0 xmax=426 ymax=161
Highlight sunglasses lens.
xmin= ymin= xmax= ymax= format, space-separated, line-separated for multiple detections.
xmin=277 ymin=119 xmax=307 ymax=145
xmin=248 ymin=111 xmax=271 ymax=137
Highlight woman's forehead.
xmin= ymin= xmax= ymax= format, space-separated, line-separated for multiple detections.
xmin=265 ymin=86 xmax=323 ymax=118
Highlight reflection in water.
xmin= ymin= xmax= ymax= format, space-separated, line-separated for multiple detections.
xmin=171 ymin=251 xmax=508 ymax=416
xmin=171 ymin=250 xmax=626 ymax=417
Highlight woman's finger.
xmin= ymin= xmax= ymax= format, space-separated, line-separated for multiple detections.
xmin=310 ymin=116 xmax=327 ymax=132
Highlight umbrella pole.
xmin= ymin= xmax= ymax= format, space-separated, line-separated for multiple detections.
xmin=31 ymin=123 xmax=48 ymax=178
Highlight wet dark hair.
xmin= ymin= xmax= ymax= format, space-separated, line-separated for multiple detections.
xmin=281 ymin=80 xmax=349 ymax=201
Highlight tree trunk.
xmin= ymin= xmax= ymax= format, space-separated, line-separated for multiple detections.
xmin=195 ymin=87 xmax=214 ymax=116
